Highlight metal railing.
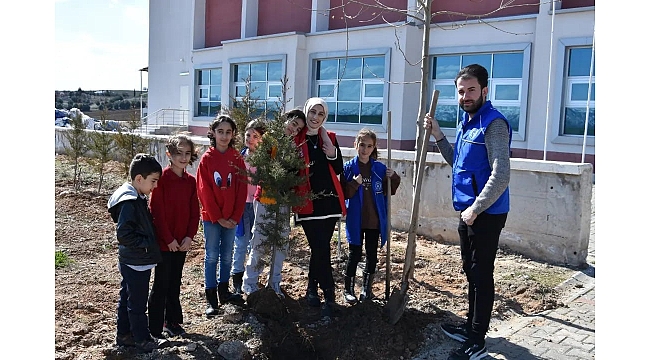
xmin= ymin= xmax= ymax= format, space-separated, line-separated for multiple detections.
xmin=136 ymin=108 xmax=189 ymax=134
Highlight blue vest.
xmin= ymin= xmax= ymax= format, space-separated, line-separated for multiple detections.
xmin=342 ymin=157 xmax=389 ymax=247
xmin=452 ymin=100 xmax=512 ymax=214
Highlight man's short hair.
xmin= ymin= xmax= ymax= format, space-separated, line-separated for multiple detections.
xmin=455 ymin=64 xmax=489 ymax=89
xmin=129 ymin=153 xmax=162 ymax=181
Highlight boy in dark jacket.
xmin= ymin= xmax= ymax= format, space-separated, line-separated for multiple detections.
xmin=107 ymin=153 xmax=165 ymax=352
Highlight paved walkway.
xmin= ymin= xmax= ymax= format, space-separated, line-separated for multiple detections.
xmin=484 ymin=186 xmax=596 ymax=359
xmin=413 ymin=186 xmax=596 ymax=360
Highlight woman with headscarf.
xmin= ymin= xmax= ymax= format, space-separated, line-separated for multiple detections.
xmin=293 ymin=97 xmax=346 ymax=319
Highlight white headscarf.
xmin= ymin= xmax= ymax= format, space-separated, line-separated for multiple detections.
xmin=303 ymin=97 xmax=329 ymax=135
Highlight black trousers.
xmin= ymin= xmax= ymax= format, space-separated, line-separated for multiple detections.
xmin=301 ymin=217 xmax=338 ymax=291
xmin=458 ymin=211 xmax=507 ymax=341
xmin=346 ymin=228 xmax=380 ymax=277
xmin=116 ymin=262 xmax=152 ymax=342
xmin=148 ymin=251 xmax=187 ymax=336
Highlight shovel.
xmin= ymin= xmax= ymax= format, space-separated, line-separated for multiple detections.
xmin=385 ymin=90 xmax=439 ymax=325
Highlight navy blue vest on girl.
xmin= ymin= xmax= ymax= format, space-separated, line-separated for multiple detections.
xmin=452 ymin=100 xmax=512 ymax=214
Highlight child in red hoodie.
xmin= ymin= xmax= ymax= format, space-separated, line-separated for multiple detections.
xmin=148 ymin=133 xmax=200 ymax=338
xmin=197 ymin=113 xmax=247 ymax=316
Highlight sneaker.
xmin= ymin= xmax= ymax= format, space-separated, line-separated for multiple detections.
xmin=115 ymin=332 xmax=135 ymax=347
xmin=441 ymin=323 xmax=470 ymax=342
xmin=320 ymin=301 xmax=332 ymax=318
xmin=135 ymin=334 xmax=169 ymax=352
xmin=306 ymin=289 xmax=321 ymax=307
xmin=163 ymin=322 xmax=186 ymax=337
xmin=270 ymin=282 xmax=285 ymax=298
xmin=447 ymin=341 xmax=487 ymax=360
xmin=242 ymin=283 xmax=260 ymax=295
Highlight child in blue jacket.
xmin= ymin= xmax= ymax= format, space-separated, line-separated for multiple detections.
xmin=340 ymin=128 xmax=400 ymax=303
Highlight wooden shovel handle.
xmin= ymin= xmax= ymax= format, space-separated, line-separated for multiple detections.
xmin=403 ymin=90 xmax=439 ymax=286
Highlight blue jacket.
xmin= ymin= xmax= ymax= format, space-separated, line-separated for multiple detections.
xmin=452 ymin=100 xmax=512 ymax=214
xmin=342 ymin=156 xmax=390 ymax=247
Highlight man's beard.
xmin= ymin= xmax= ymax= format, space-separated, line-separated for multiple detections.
xmin=460 ymin=94 xmax=484 ymax=115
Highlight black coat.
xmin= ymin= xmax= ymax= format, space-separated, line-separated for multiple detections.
xmin=108 ymin=192 xmax=162 ymax=266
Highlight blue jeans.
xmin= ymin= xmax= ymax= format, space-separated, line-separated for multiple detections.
xmin=232 ymin=202 xmax=254 ymax=274
xmin=116 ymin=262 xmax=152 ymax=342
xmin=203 ymin=221 xmax=236 ymax=289
xmin=242 ymin=201 xmax=289 ymax=295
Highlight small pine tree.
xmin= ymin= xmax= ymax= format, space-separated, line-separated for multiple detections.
xmin=87 ymin=108 xmax=115 ymax=193
xmin=244 ymin=113 xmax=309 ymax=282
xmin=62 ymin=112 xmax=88 ymax=190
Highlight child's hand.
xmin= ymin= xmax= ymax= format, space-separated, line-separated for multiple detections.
xmin=218 ymin=218 xmax=237 ymax=229
xmin=354 ymin=174 xmax=363 ymax=184
xmin=168 ymin=239 xmax=180 ymax=252
xmin=386 ymin=168 xmax=395 ymax=177
xmin=320 ymin=127 xmax=336 ymax=158
xmin=320 ymin=126 xmax=330 ymax=141
xmin=180 ymin=237 xmax=192 ymax=251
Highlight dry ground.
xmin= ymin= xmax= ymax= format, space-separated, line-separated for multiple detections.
xmin=54 ymin=155 xmax=578 ymax=360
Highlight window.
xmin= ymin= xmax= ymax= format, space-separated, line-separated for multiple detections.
xmin=430 ymin=51 xmax=526 ymax=133
xmin=197 ymin=68 xmax=222 ymax=117
xmin=232 ymin=61 xmax=283 ymax=118
xmin=561 ymin=46 xmax=595 ymax=136
xmin=314 ymin=55 xmax=386 ymax=125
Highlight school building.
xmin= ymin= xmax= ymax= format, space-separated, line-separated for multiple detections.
xmin=146 ymin=0 xmax=595 ymax=168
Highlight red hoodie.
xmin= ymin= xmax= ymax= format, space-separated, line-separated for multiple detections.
xmin=196 ymin=146 xmax=247 ymax=224
xmin=149 ymin=167 xmax=200 ymax=251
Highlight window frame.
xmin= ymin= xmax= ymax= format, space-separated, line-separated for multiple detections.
xmin=555 ymin=40 xmax=595 ymax=140
xmin=194 ymin=63 xmax=223 ymax=120
xmin=309 ymin=48 xmax=391 ymax=132
xmin=229 ymin=55 xmax=287 ymax=118
xmin=429 ymin=43 xmax=532 ymax=142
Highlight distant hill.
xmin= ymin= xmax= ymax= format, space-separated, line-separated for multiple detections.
xmin=55 ymin=89 xmax=147 ymax=121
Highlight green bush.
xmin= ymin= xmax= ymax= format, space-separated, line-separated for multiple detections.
xmin=55 ymin=250 xmax=72 ymax=269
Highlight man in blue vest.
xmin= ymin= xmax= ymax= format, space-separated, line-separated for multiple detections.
xmin=424 ymin=64 xmax=512 ymax=360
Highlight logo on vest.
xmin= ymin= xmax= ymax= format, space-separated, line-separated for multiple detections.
xmin=466 ymin=128 xmax=482 ymax=140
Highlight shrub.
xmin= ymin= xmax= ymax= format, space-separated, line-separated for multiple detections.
xmin=55 ymin=250 xmax=72 ymax=269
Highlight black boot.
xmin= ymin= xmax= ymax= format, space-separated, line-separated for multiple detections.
xmin=321 ymin=287 xmax=335 ymax=318
xmin=205 ymin=288 xmax=219 ymax=317
xmin=359 ymin=272 xmax=375 ymax=302
xmin=306 ymin=277 xmax=320 ymax=307
xmin=217 ymin=282 xmax=243 ymax=305
xmin=343 ymin=276 xmax=357 ymax=304
xmin=231 ymin=271 xmax=244 ymax=295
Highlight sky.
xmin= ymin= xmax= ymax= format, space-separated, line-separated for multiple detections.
xmin=55 ymin=0 xmax=148 ymax=91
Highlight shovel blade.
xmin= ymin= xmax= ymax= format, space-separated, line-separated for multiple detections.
xmin=384 ymin=287 xmax=409 ymax=325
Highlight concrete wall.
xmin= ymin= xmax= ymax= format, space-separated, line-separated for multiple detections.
xmin=55 ymin=127 xmax=592 ymax=267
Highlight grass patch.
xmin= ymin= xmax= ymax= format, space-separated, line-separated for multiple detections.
xmin=527 ymin=269 xmax=571 ymax=289
xmin=55 ymin=250 xmax=73 ymax=269
xmin=241 ymin=325 xmax=253 ymax=336
xmin=500 ymin=268 xmax=571 ymax=290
